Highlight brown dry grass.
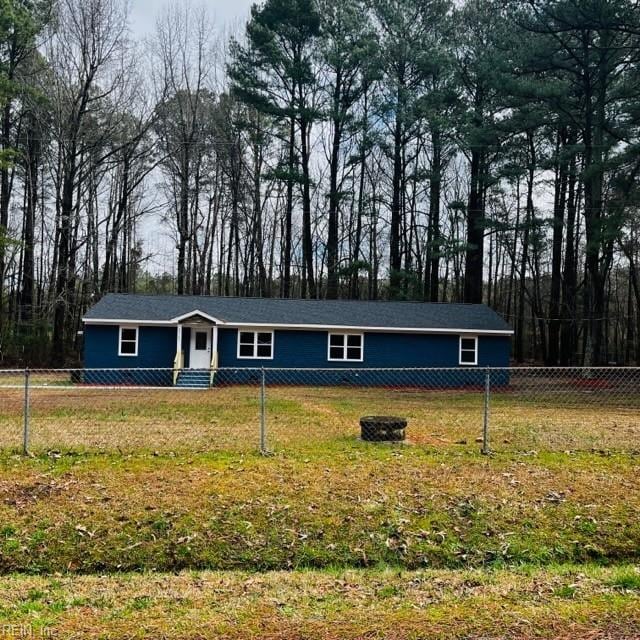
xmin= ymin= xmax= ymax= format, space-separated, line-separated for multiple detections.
xmin=0 ymin=381 xmax=639 ymax=638
xmin=0 ymin=565 xmax=639 ymax=639
xmin=0 ymin=384 xmax=638 ymax=454
xmin=0 ymin=445 xmax=638 ymax=574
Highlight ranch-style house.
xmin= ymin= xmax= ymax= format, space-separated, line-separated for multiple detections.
xmin=82 ymin=294 xmax=513 ymax=387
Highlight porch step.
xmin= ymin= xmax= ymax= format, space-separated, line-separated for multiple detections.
xmin=175 ymin=370 xmax=211 ymax=389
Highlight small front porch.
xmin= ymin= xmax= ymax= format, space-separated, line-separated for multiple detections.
xmin=172 ymin=312 xmax=219 ymax=388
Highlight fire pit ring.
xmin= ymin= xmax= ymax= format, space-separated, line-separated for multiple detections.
xmin=360 ymin=416 xmax=407 ymax=442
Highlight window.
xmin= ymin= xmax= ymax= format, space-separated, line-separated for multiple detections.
xmin=328 ymin=333 xmax=363 ymax=362
xmin=118 ymin=326 xmax=138 ymax=357
xmin=195 ymin=331 xmax=208 ymax=351
xmin=237 ymin=330 xmax=274 ymax=359
xmin=459 ymin=336 xmax=478 ymax=365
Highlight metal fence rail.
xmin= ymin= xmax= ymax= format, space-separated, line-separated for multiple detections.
xmin=0 ymin=367 xmax=638 ymax=455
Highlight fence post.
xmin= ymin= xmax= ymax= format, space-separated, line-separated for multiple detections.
xmin=23 ymin=368 xmax=30 ymax=455
xmin=481 ymin=367 xmax=490 ymax=455
xmin=260 ymin=367 xmax=267 ymax=454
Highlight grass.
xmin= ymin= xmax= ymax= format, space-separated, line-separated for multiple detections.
xmin=608 ymin=571 xmax=640 ymax=591
xmin=0 ymin=383 xmax=638 ymax=637
xmin=0 ymin=384 xmax=638 ymax=453
xmin=0 ymin=447 xmax=638 ymax=574
xmin=0 ymin=564 xmax=639 ymax=639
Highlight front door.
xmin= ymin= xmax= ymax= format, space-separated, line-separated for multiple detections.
xmin=189 ymin=328 xmax=211 ymax=369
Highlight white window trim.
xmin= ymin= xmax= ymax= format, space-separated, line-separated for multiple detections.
xmin=327 ymin=332 xmax=364 ymax=362
xmin=236 ymin=329 xmax=274 ymax=360
xmin=118 ymin=325 xmax=138 ymax=357
xmin=459 ymin=335 xmax=478 ymax=366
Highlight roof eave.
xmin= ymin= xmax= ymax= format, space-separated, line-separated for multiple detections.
xmin=81 ymin=317 xmax=513 ymax=336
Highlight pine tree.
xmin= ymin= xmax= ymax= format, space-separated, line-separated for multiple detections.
xmin=317 ymin=0 xmax=376 ymax=299
xmin=514 ymin=0 xmax=640 ymax=364
xmin=229 ymin=0 xmax=320 ymax=298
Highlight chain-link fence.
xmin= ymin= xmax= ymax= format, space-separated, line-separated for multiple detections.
xmin=0 ymin=368 xmax=262 ymax=455
xmin=0 ymin=367 xmax=638 ymax=455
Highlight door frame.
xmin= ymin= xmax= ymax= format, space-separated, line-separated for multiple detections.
xmin=187 ymin=325 xmax=214 ymax=370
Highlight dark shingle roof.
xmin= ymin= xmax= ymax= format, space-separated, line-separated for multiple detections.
xmin=84 ymin=294 xmax=512 ymax=333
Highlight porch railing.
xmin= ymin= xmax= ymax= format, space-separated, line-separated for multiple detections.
xmin=210 ymin=351 xmax=218 ymax=386
xmin=172 ymin=350 xmax=184 ymax=385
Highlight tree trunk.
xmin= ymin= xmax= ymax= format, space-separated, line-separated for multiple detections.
xmin=326 ymin=70 xmax=343 ymax=300
xmin=253 ymin=134 xmax=267 ymax=297
xmin=560 ymin=153 xmax=579 ymax=365
xmin=283 ymin=115 xmax=295 ymax=298
xmin=582 ymin=37 xmax=608 ymax=366
xmin=19 ymin=118 xmax=40 ymax=326
xmin=51 ymin=164 xmax=75 ymax=365
xmin=0 ymin=99 xmax=12 ymax=338
xmin=515 ymin=138 xmax=535 ymax=363
xmin=547 ymin=128 xmax=569 ymax=364
xmin=177 ymin=153 xmax=190 ymax=295
xmin=428 ymin=127 xmax=442 ymax=302
xmin=463 ymin=148 xmax=484 ymax=304
xmin=389 ymin=84 xmax=404 ymax=299
xmin=299 ymin=112 xmax=316 ymax=298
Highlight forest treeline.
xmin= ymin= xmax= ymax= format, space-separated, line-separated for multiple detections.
xmin=1 ymin=0 xmax=640 ymax=365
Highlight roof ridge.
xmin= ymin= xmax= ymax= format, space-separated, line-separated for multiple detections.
xmin=102 ymin=293 xmax=486 ymax=306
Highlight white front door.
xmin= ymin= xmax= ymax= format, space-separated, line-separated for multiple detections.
xmin=189 ymin=328 xmax=211 ymax=369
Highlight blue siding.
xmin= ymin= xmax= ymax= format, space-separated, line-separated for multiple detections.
xmin=83 ymin=323 xmax=511 ymax=387
xmin=218 ymin=329 xmax=510 ymax=369
xmin=84 ymin=325 xmax=177 ymax=367
xmin=215 ymin=329 xmax=510 ymax=386
xmin=83 ymin=324 xmax=176 ymax=385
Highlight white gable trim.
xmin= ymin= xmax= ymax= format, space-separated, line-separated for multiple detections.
xmin=170 ymin=309 xmax=224 ymax=324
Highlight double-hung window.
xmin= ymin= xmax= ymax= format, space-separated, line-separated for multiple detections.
xmin=118 ymin=326 xmax=138 ymax=357
xmin=459 ymin=336 xmax=478 ymax=365
xmin=328 ymin=333 xmax=363 ymax=362
xmin=237 ymin=330 xmax=274 ymax=359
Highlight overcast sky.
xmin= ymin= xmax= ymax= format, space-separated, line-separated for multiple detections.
xmin=129 ymin=0 xmax=255 ymax=38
